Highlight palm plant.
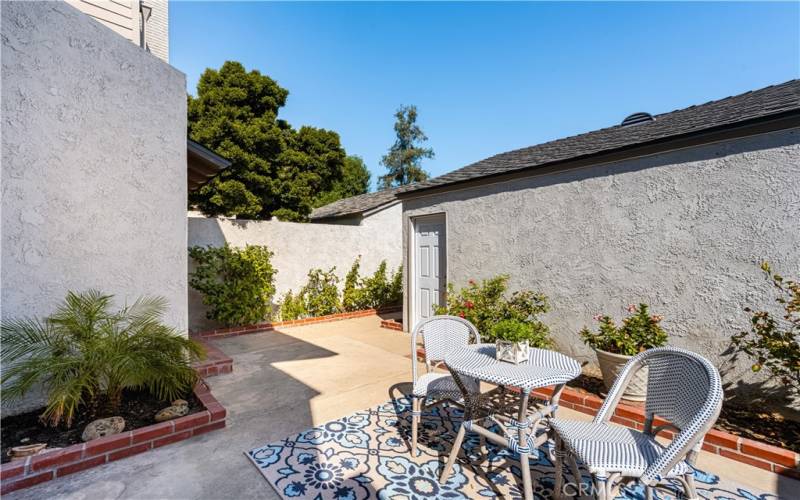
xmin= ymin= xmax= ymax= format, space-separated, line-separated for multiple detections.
xmin=1 ymin=290 xmax=205 ymax=427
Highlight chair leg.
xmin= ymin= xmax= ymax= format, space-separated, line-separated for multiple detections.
xmin=553 ymin=435 xmax=564 ymax=500
xmin=517 ymin=392 xmax=533 ymax=500
xmin=439 ymin=422 xmax=467 ymax=484
xmin=411 ymin=397 xmax=420 ymax=455
xmin=684 ymin=472 xmax=699 ymax=500
xmin=593 ymin=475 xmax=607 ymax=500
xmin=567 ymin=454 xmax=583 ymax=498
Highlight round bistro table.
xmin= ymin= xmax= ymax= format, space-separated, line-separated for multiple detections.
xmin=439 ymin=343 xmax=581 ymax=500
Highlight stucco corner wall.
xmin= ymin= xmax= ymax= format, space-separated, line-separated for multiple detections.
xmin=1 ymin=0 xmax=187 ymax=346
xmin=187 ymin=203 xmax=402 ymax=332
xmin=402 ymin=128 xmax=800 ymax=395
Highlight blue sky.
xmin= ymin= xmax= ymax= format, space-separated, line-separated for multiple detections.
xmin=172 ymin=2 xmax=799 ymax=190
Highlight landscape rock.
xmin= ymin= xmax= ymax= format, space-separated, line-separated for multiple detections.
xmin=82 ymin=416 xmax=125 ymax=442
xmin=8 ymin=443 xmax=46 ymax=461
xmin=155 ymin=399 xmax=189 ymax=422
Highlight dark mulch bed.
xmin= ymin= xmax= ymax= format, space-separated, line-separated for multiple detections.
xmin=1 ymin=389 xmax=203 ymax=464
xmin=568 ymin=374 xmax=800 ymax=453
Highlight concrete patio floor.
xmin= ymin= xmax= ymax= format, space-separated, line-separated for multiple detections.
xmin=6 ymin=316 xmax=799 ymax=499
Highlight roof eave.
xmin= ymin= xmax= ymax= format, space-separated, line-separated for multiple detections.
xmin=187 ymin=140 xmax=232 ymax=192
xmin=396 ymin=110 xmax=800 ymax=200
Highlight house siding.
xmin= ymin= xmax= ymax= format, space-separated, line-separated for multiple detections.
xmin=402 ymin=128 xmax=800 ymax=392
xmin=141 ymin=0 xmax=168 ymax=62
xmin=64 ymin=0 xmax=138 ymax=41
xmin=1 ymin=1 xmax=187 ymax=414
xmin=64 ymin=0 xmax=169 ymax=63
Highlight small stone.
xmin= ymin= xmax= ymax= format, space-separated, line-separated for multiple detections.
xmin=155 ymin=402 xmax=189 ymax=422
xmin=8 ymin=443 xmax=47 ymax=460
xmin=82 ymin=416 xmax=125 ymax=442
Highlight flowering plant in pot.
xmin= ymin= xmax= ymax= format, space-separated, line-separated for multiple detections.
xmin=579 ymin=303 xmax=667 ymax=400
xmin=491 ymin=319 xmax=552 ymax=364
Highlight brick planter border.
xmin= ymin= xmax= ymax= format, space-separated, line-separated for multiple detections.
xmin=0 ymin=382 xmax=227 ymax=495
xmin=380 ymin=318 xmax=403 ymax=331
xmin=413 ymin=348 xmax=799 ymax=479
xmin=191 ymin=306 xmax=403 ymax=340
xmin=192 ymin=338 xmax=233 ymax=378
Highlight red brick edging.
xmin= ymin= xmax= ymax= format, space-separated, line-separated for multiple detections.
xmin=0 ymin=382 xmax=227 ymax=494
xmin=192 ymin=338 xmax=234 ymax=378
xmin=380 ymin=318 xmax=403 ymax=331
xmin=191 ymin=306 xmax=403 ymax=339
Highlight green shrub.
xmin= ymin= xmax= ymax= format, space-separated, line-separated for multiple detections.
xmin=342 ymin=259 xmax=402 ymax=311
xmin=342 ymin=257 xmax=369 ymax=312
xmin=361 ymin=261 xmax=403 ymax=308
xmin=580 ymin=303 xmax=668 ymax=356
xmin=434 ymin=275 xmax=550 ymax=343
xmin=732 ymin=262 xmax=799 ymax=396
xmin=491 ymin=319 xmax=552 ymax=348
xmin=280 ymin=268 xmax=341 ymax=320
xmin=302 ymin=268 xmax=341 ymax=317
xmin=389 ymin=265 xmax=403 ymax=305
xmin=189 ymin=244 xmax=277 ymax=327
xmin=283 ymin=259 xmax=402 ymax=319
xmin=279 ymin=290 xmax=308 ymax=321
xmin=1 ymin=290 xmax=205 ymax=427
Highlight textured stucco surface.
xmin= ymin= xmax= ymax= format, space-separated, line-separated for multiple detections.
xmin=402 ymin=129 xmax=800 ymax=391
xmin=1 ymin=0 xmax=188 ymax=415
xmin=187 ymin=204 xmax=402 ymax=331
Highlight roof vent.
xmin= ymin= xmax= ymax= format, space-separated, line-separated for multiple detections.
xmin=621 ymin=112 xmax=654 ymax=127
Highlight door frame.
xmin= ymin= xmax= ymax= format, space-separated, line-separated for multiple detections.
xmin=409 ymin=213 xmax=447 ymax=331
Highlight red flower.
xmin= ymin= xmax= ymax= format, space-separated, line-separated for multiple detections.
xmin=458 ymin=312 xmax=465 ymax=318
xmin=465 ymin=300 xmax=474 ymax=309
xmin=468 ymin=279 xmax=476 ymax=286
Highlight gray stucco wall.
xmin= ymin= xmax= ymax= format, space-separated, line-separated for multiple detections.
xmin=187 ymin=203 xmax=402 ymax=331
xmin=402 ymin=128 xmax=800 ymax=392
xmin=2 ymin=0 xmax=187 ymax=386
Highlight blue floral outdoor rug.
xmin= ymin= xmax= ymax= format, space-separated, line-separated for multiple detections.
xmin=246 ymin=398 xmax=777 ymax=500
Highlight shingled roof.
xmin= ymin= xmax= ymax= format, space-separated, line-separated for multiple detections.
xmin=397 ymin=79 xmax=800 ymax=197
xmin=309 ymin=187 xmax=401 ymax=221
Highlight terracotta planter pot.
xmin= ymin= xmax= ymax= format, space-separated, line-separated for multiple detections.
xmin=594 ymin=348 xmax=648 ymax=402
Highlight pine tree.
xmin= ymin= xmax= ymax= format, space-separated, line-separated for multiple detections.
xmin=378 ymin=105 xmax=433 ymax=189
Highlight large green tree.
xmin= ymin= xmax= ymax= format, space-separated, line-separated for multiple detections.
xmin=188 ymin=61 xmax=364 ymax=221
xmin=378 ymin=105 xmax=434 ymax=189
xmin=314 ymin=155 xmax=372 ymax=207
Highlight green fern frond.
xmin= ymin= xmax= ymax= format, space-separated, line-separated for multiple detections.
xmin=1 ymin=290 xmax=203 ymax=427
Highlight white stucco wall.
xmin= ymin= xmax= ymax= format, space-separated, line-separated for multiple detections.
xmin=402 ymin=129 xmax=800 ymax=392
xmin=2 ymin=0 xmax=187 ymax=339
xmin=187 ymin=204 xmax=402 ymax=331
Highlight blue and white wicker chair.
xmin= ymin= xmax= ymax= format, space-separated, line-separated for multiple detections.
xmin=549 ymin=347 xmax=723 ymax=500
xmin=410 ymin=315 xmax=481 ymax=455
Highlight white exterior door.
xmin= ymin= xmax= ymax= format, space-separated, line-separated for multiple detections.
xmin=413 ymin=215 xmax=446 ymax=328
